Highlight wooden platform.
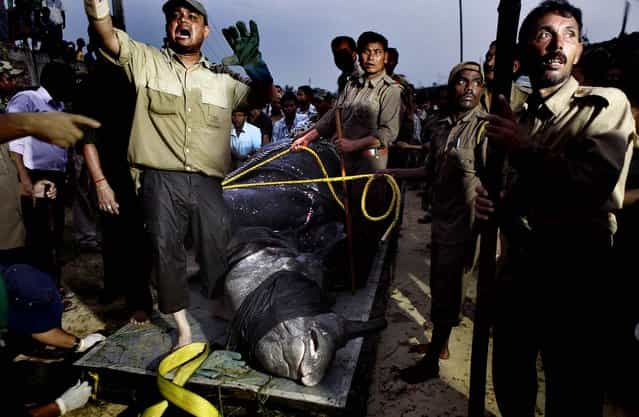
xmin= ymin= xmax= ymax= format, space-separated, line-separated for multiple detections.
xmin=74 ymin=242 xmax=390 ymax=413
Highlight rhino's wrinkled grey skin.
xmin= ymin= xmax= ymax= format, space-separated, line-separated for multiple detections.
xmin=222 ymin=142 xmax=385 ymax=387
xmin=254 ymin=314 xmax=345 ymax=387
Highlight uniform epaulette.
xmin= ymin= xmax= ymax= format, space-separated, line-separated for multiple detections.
xmin=206 ymin=62 xmax=251 ymax=84
xmin=572 ymin=86 xmax=627 ymax=109
xmin=383 ymin=74 xmax=397 ymax=86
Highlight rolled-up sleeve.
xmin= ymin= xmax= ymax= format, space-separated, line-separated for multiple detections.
xmin=99 ymin=29 xmax=152 ymax=84
xmin=6 ymin=92 xmax=34 ymax=153
xmin=315 ymin=107 xmax=336 ymax=139
xmin=374 ymin=85 xmax=402 ymax=147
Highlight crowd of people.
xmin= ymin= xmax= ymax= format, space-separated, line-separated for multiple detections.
xmin=1 ymin=0 xmax=638 ymax=416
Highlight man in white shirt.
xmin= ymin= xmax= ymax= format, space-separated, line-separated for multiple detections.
xmin=230 ymin=110 xmax=262 ymax=168
xmin=296 ymin=85 xmax=317 ymax=123
xmin=7 ymin=62 xmax=74 ymax=280
xmin=272 ymin=92 xmax=308 ymax=143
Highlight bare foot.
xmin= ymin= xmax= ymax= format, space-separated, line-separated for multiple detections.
xmin=408 ymin=343 xmax=451 ymax=360
xmin=129 ymin=310 xmax=150 ymax=325
xmin=173 ymin=333 xmax=192 ymax=351
xmin=172 ymin=309 xmax=192 ymax=351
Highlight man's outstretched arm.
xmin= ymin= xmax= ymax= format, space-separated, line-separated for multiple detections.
xmin=0 ymin=112 xmax=100 ymax=146
xmin=84 ymin=0 xmax=119 ymax=58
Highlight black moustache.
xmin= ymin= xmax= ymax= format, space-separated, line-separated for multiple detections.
xmin=541 ymin=52 xmax=567 ymax=64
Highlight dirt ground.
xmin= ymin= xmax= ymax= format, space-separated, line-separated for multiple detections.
xmin=58 ymin=188 xmax=635 ymax=417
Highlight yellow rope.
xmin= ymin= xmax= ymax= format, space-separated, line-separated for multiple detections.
xmin=222 ymin=146 xmax=402 ymax=242
xmin=142 ymin=343 xmax=220 ymax=417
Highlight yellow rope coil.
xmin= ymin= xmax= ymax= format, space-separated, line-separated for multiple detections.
xmin=221 ymin=146 xmax=402 ymax=241
xmin=142 ymin=343 xmax=220 ymax=417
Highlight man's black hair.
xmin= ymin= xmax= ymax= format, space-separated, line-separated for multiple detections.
xmin=331 ymin=36 xmax=357 ymax=51
xmin=297 ymin=85 xmax=313 ymax=98
xmin=39 ymin=62 xmax=74 ymax=92
xmin=518 ymin=0 xmax=583 ymax=44
xmin=281 ymin=91 xmax=297 ymax=105
xmin=357 ymin=31 xmax=388 ymax=53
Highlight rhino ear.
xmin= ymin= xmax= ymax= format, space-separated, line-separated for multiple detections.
xmin=343 ymin=318 xmax=387 ymax=341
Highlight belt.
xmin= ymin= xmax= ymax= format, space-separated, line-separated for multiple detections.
xmin=360 ymin=147 xmax=388 ymax=158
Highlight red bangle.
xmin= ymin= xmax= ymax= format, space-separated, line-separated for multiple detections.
xmin=95 ymin=177 xmax=106 ymax=185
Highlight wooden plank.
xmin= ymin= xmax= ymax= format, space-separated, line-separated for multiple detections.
xmin=75 ymin=242 xmax=391 ymax=412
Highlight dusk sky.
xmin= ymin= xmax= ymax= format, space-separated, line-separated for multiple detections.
xmin=64 ymin=0 xmax=639 ymax=91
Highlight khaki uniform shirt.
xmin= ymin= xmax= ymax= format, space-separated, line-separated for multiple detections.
xmin=105 ymin=29 xmax=251 ymax=178
xmin=508 ymin=77 xmax=637 ymax=235
xmin=315 ymin=72 xmax=402 ymax=173
xmin=0 ymin=144 xmax=26 ymax=250
xmin=481 ymin=82 xmax=530 ymax=113
xmin=426 ymin=106 xmax=487 ymax=245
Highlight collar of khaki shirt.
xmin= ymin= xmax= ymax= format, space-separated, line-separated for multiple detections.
xmin=353 ymin=71 xmax=394 ymax=89
xmin=163 ymin=47 xmax=211 ymax=70
xmin=438 ymin=104 xmax=482 ymax=126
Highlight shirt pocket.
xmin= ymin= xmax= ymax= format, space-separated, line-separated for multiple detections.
xmin=147 ymin=79 xmax=180 ymax=116
xmin=201 ymin=89 xmax=231 ymax=128
xmin=455 ymin=146 xmax=477 ymax=175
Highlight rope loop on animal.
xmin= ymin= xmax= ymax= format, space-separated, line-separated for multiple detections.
xmin=221 ymin=146 xmax=402 ymax=241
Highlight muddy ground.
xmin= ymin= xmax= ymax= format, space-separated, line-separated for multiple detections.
xmin=59 ymin=188 xmax=635 ymax=417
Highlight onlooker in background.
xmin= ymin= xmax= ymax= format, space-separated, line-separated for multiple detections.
xmin=272 ymin=92 xmax=307 ymax=143
xmin=7 ymin=62 xmax=74 ymax=281
xmin=75 ymin=37 xmax=85 ymax=62
xmin=481 ymin=40 xmax=529 ymax=112
xmin=296 ymin=85 xmax=317 ymax=123
xmin=316 ymin=91 xmax=335 ymax=119
xmin=248 ymin=106 xmax=272 ymax=146
xmin=44 ymin=0 xmax=65 ymax=45
xmin=83 ymin=42 xmax=98 ymax=66
xmin=269 ymin=93 xmax=283 ymax=124
xmin=331 ymin=35 xmax=362 ymax=94
xmin=386 ymin=47 xmax=399 ymax=76
xmin=0 ymin=60 xmax=23 ymax=112
xmin=81 ymin=60 xmax=152 ymax=323
xmin=263 ymin=84 xmax=282 ymax=120
xmin=230 ymin=110 xmax=262 ymax=167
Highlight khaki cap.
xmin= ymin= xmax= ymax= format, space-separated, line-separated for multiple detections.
xmin=162 ymin=0 xmax=207 ymax=20
xmin=448 ymin=61 xmax=482 ymax=86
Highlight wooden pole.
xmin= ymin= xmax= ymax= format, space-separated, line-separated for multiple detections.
xmin=620 ymin=1 xmax=630 ymax=37
xmin=112 ymin=0 xmax=126 ymax=31
xmin=468 ymin=1 xmax=520 ymax=416
xmin=335 ymin=108 xmax=357 ymax=294
xmin=459 ymin=0 xmax=464 ymax=62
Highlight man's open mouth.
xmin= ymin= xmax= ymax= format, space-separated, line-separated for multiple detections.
xmin=176 ymin=26 xmax=192 ymax=40
xmin=542 ymin=53 xmax=567 ymax=69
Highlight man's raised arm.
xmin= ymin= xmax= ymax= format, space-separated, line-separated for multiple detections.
xmin=84 ymin=0 xmax=120 ymax=58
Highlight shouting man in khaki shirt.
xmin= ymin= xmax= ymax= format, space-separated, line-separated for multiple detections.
xmin=84 ymin=0 xmax=273 ymax=349
xmin=475 ymin=1 xmax=637 ymax=415
xmin=292 ymin=31 xmax=402 ymax=283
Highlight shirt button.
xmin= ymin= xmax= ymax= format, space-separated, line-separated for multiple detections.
xmin=186 ymin=166 xmax=192 ymax=171
xmin=187 ymin=108 xmax=192 ymax=112
xmin=187 ymin=127 xmax=192 ymax=133
xmin=185 ymin=148 xmax=190 ymax=153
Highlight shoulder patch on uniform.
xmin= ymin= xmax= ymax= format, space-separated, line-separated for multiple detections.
xmin=206 ymin=63 xmax=251 ymax=84
xmin=573 ymin=86 xmax=628 ymax=109
xmin=382 ymin=74 xmax=396 ymax=85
